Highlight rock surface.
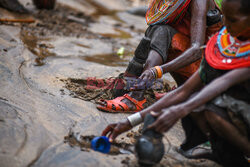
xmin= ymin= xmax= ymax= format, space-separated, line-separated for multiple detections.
xmin=0 ymin=0 xmax=221 ymax=167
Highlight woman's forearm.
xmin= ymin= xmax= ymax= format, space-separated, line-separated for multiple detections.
xmin=161 ymin=45 xmax=201 ymax=73
xmin=140 ymin=71 xmax=203 ymax=119
xmin=162 ymin=0 xmax=208 ymax=74
xmin=181 ymin=68 xmax=250 ymax=115
xmin=140 ymin=86 xmax=188 ymax=118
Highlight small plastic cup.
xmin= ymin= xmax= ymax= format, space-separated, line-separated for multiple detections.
xmin=91 ymin=136 xmax=111 ymax=153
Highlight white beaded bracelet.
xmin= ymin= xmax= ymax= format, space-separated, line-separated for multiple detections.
xmin=127 ymin=112 xmax=143 ymax=127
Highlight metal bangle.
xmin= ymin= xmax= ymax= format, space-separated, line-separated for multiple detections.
xmin=127 ymin=112 xmax=143 ymax=127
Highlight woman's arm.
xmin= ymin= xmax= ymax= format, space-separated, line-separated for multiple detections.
xmin=102 ymin=71 xmax=203 ymax=141
xmin=149 ymin=67 xmax=250 ymax=132
xmin=161 ymin=0 xmax=208 ymax=73
xmin=181 ymin=67 xmax=250 ymax=114
xmin=133 ymin=0 xmax=209 ymax=90
xmin=139 ymin=71 xmax=202 ymax=118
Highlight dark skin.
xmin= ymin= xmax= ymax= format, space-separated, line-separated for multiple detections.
xmin=222 ymin=0 xmax=250 ymax=38
xmin=134 ymin=0 xmax=211 ymax=88
xmin=103 ymin=69 xmax=250 ymax=151
xmin=102 ymin=0 xmax=250 ymax=156
xmin=99 ymin=0 xmax=215 ymax=109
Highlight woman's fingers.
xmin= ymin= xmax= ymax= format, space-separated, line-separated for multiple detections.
xmin=131 ymin=81 xmax=146 ymax=90
xmin=131 ymin=71 xmax=152 ymax=90
xmin=101 ymin=124 xmax=115 ymax=136
xmin=148 ymin=111 xmax=164 ymax=128
xmin=108 ymin=131 xmax=113 ymax=139
xmin=147 ymin=119 xmax=161 ymax=130
xmin=102 ymin=120 xmax=132 ymax=142
xmin=109 ymin=127 xmax=120 ymax=142
xmin=138 ymin=72 xmax=146 ymax=80
xmin=150 ymin=111 xmax=162 ymax=117
xmin=156 ymin=125 xmax=166 ymax=133
xmin=100 ymin=120 xmax=131 ymax=144
xmin=147 ymin=111 xmax=174 ymax=132
xmin=149 ymin=119 xmax=171 ymax=133
xmin=133 ymin=77 xmax=150 ymax=90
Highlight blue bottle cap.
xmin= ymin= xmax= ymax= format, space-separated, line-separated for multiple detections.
xmin=91 ymin=136 xmax=111 ymax=153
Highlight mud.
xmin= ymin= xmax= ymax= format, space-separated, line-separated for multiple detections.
xmin=62 ymin=74 xmax=170 ymax=106
xmin=64 ymin=131 xmax=134 ymax=155
xmin=0 ymin=0 xmax=221 ymax=167
xmin=21 ymin=4 xmax=94 ymax=37
xmin=83 ymin=53 xmax=131 ymax=67
xmin=21 ymin=31 xmax=55 ymax=66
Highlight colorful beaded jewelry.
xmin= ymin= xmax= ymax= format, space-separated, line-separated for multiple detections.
xmin=217 ymin=27 xmax=250 ymax=58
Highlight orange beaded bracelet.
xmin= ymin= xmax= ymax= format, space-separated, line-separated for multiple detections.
xmin=154 ymin=66 xmax=163 ymax=78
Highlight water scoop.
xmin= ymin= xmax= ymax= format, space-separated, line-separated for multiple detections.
xmin=91 ymin=136 xmax=111 ymax=153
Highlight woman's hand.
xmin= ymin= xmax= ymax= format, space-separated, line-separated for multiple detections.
xmin=102 ymin=119 xmax=133 ymax=142
xmin=148 ymin=105 xmax=188 ymax=133
xmin=131 ymin=69 xmax=155 ymax=90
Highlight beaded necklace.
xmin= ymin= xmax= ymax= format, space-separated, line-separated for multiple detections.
xmin=205 ymin=27 xmax=250 ymax=70
xmin=217 ymin=27 xmax=250 ymax=58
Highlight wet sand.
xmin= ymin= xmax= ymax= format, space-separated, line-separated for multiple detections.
xmin=0 ymin=0 xmax=221 ymax=166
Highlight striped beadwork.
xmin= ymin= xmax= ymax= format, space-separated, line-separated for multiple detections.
xmin=217 ymin=27 xmax=250 ymax=58
xmin=145 ymin=0 xmax=191 ymax=25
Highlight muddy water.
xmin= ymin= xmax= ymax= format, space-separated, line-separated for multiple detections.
xmin=99 ymin=28 xmax=132 ymax=39
xmin=21 ymin=31 xmax=55 ymax=66
xmin=64 ymin=132 xmax=134 ymax=155
xmin=83 ymin=53 xmax=131 ymax=67
xmin=0 ymin=0 xmax=220 ymax=167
